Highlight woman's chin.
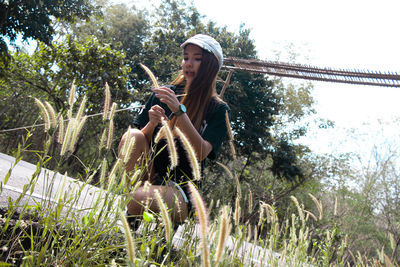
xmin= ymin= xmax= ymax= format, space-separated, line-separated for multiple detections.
xmin=185 ymin=78 xmax=193 ymax=86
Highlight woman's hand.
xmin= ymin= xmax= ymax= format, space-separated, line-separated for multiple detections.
xmin=148 ymin=105 xmax=167 ymax=127
xmin=153 ymin=87 xmax=181 ymax=113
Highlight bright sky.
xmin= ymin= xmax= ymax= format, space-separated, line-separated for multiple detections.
xmin=125 ymin=0 xmax=400 ymax=154
xmin=191 ymin=0 xmax=400 ymax=154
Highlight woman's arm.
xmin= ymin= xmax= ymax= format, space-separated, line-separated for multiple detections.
xmin=141 ymin=104 xmax=168 ymax=143
xmin=153 ymin=87 xmax=212 ymax=161
xmin=175 ymin=113 xmax=212 ymax=161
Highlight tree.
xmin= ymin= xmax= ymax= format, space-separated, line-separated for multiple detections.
xmin=310 ymin=120 xmax=400 ymax=265
xmin=0 ymin=0 xmax=97 ymax=72
xmin=64 ymin=2 xmax=150 ymax=91
xmin=0 ymin=35 xmax=131 ymax=173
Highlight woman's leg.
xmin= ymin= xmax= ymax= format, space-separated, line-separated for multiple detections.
xmin=127 ymin=184 xmax=189 ymax=223
xmin=120 ymin=129 xmax=189 ymax=223
xmin=118 ymin=128 xmax=151 ymax=179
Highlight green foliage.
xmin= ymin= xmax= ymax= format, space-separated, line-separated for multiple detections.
xmin=66 ymin=2 xmax=150 ymax=90
xmin=0 ymin=35 xmax=132 ymax=174
xmin=318 ymin=123 xmax=400 ymax=263
xmin=0 ymin=0 xmax=98 ymax=72
xmin=270 ymin=139 xmax=304 ymax=181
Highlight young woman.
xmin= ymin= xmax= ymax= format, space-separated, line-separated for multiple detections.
xmin=119 ymin=34 xmax=230 ymax=225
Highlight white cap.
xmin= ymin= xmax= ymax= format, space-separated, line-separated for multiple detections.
xmin=180 ymin=34 xmax=223 ymax=69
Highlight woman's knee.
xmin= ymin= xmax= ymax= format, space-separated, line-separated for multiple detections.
xmin=127 ymin=185 xmax=189 ymax=222
xmin=158 ymin=186 xmax=189 ymax=222
xmin=127 ymin=187 xmax=149 ymax=215
xmin=119 ymin=128 xmax=148 ymax=154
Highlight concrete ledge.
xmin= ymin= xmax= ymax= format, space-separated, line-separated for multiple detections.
xmin=0 ymin=152 xmax=122 ymax=219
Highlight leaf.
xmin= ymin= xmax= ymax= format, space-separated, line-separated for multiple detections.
xmin=82 ymin=215 xmax=89 ymax=226
xmin=143 ymin=211 xmax=154 ymax=222
xmin=3 ymin=168 xmax=11 ymax=184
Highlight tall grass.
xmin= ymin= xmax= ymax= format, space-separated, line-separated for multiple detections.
xmin=0 ymin=83 xmax=397 ymax=266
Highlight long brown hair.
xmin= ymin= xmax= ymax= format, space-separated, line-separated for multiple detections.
xmin=169 ymin=48 xmax=221 ymax=131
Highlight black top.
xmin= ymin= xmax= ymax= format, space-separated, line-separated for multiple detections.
xmin=134 ymin=85 xmax=230 ymax=160
xmin=134 ymin=85 xmax=230 ymax=203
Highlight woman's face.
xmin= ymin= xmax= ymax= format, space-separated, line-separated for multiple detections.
xmin=181 ymin=44 xmax=203 ymax=85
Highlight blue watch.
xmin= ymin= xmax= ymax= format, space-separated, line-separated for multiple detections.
xmin=174 ymin=104 xmax=186 ymax=117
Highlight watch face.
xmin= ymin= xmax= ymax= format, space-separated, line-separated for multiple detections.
xmin=180 ymin=104 xmax=187 ymax=113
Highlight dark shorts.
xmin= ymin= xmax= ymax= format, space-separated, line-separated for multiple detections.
xmin=152 ymin=138 xmax=200 ymax=213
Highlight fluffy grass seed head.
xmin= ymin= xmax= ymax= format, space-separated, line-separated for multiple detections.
xmin=60 ymin=118 xmax=76 ymax=156
xmin=106 ymin=119 xmax=114 ymax=150
xmin=99 ymin=128 xmax=107 ymax=151
xmin=261 ymin=202 xmax=277 ymax=224
xmin=176 ymin=127 xmax=201 ymax=180
xmin=57 ymin=115 xmax=64 ymax=144
xmin=275 ymin=222 xmax=280 ymax=236
xmin=308 ymin=193 xmax=323 ymax=220
xmin=246 ymin=223 xmax=252 ymax=242
xmin=122 ymin=133 xmax=136 ymax=165
xmin=76 ymin=95 xmax=87 ymax=121
xmin=253 ymin=224 xmax=258 ymax=244
xmin=234 ymin=196 xmax=241 ymax=226
xmin=216 ymin=162 xmax=234 ymax=179
xmin=258 ymin=204 xmax=265 ymax=226
xmin=161 ymin=119 xmax=178 ymax=168
xmin=248 ymin=190 xmax=253 ymax=212
xmin=216 ymin=162 xmax=241 ymax=198
xmin=140 ymin=63 xmax=159 ymax=89
xmin=154 ymin=126 xmax=164 ymax=144
xmin=188 ymin=181 xmax=210 ymax=267
xmin=229 ymin=139 xmax=236 ymax=160
xmin=304 ymin=209 xmax=318 ymax=222
xmin=215 ymin=206 xmax=231 ymax=266
xmin=129 ymin=169 xmax=142 ymax=187
xmin=107 ymin=158 xmax=121 ymax=190
xmin=119 ymin=212 xmax=136 ymax=263
xmin=304 ymin=226 xmax=309 ymax=241
xmin=34 ymin=98 xmax=51 ymax=131
xmin=348 ymin=250 xmax=356 ymax=265
xmin=103 ymin=82 xmax=111 ymax=121
xmin=234 ymin=174 xmax=241 ymax=200
xmin=69 ymin=115 xmax=87 ymax=152
xmin=154 ymin=189 xmax=172 ymax=242
xmin=69 ymin=81 xmax=76 ymax=107
xmin=44 ymin=101 xmax=57 ymax=128
xmin=119 ymin=127 xmax=131 ymax=156
xmin=225 ymin=110 xmax=236 ymax=160
xmin=290 ymin=196 xmax=304 ymax=224
xmin=384 ymin=252 xmax=394 ymax=267
xmin=108 ymin=102 xmax=117 ymax=121
xmin=174 ymin=195 xmax=182 ymax=216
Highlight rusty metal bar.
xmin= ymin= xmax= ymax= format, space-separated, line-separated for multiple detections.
xmin=222 ymin=57 xmax=400 ymax=87
xmin=219 ymin=70 xmax=233 ymax=98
